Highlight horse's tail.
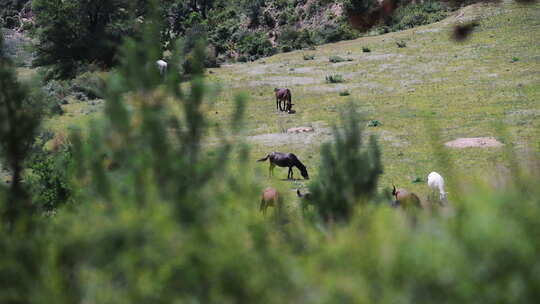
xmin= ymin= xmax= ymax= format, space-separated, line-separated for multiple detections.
xmin=257 ymin=154 xmax=270 ymax=162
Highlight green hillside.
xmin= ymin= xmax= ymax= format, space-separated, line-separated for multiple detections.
xmin=2 ymin=2 xmax=540 ymax=303
xmin=28 ymin=1 xmax=540 ymax=200
xmin=205 ymin=1 xmax=540 ymax=198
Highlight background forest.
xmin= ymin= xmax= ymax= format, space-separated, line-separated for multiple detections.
xmin=1 ymin=0 xmax=540 ymax=303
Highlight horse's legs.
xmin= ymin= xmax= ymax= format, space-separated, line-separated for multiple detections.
xmin=288 ymin=167 xmax=293 ymax=179
xmin=260 ymin=200 xmax=265 ymax=213
xmin=286 ymin=96 xmax=292 ymax=111
xmin=269 ymin=163 xmax=275 ymax=177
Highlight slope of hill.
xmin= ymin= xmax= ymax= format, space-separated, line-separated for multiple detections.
xmin=205 ymin=1 xmax=540 ymax=196
xmin=20 ymin=1 xmax=540 ymax=199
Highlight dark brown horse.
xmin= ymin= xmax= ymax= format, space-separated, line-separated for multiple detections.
xmin=274 ymin=88 xmax=292 ymax=112
xmin=258 ymin=152 xmax=309 ymax=180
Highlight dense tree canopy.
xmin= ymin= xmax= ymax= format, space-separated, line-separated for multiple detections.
xmin=32 ymin=0 xmax=142 ymax=78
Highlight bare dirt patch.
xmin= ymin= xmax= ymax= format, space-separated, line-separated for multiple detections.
xmin=247 ymin=125 xmax=330 ymax=147
xmin=378 ymin=130 xmax=409 ymax=147
xmin=248 ymin=76 xmax=321 ymax=87
xmin=290 ymin=67 xmax=317 ymax=74
xmin=445 ymin=137 xmax=503 ymax=148
xmin=287 ymin=127 xmax=315 ymax=134
xmin=362 ymin=54 xmax=404 ymax=61
xmin=246 ymin=63 xmax=281 ymax=75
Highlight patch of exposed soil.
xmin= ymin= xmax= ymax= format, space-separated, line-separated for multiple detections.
xmin=247 ymin=125 xmax=330 ymax=147
xmin=445 ymin=137 xmax=503 ymax=148
xmin=248 ymin=76 xmax=321 ymax=87
xmin=287 ymin=127 xmax=315 ymax=133
xmin=307 ymin=82 xmax=391 ymax=93
xmin=361 ymin=53 xmax=404 ymax=61
xmin=245 ymin=63 xmax=281 ymax=75
xmin=378 ymin=130 xmax=409 ymax=147
xmin=290 ymin=67 xmax=317 ymax=74
xmin=416 ymin=28 xmax=442 ymax=34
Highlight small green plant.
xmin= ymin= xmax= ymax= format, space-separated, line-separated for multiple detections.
xmin=325 ymin=74 xmax=344 ymax=83
xmin=303 ymin=54 xmax=315 ymax=60
xmin=362 ymin=47 xmax=371 ymax=53
xmin=412 ymin=177 xmax=423 ymax=183
xmin=396 ymin=40 xmax=407 ymax=48
xmin=70 ymin=72 xmax=105 ymax=100
xmin=329 ymin=55 xmax=346 ymax=63
xmin=511 ymin=57 xmax=520 ymax=63
xmin=367 ymin=120 xmax=381 ymax=127
xmin=339 ymin=90 xmax=350 ymax=96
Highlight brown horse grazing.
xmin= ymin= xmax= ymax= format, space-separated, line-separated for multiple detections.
xmin=260 ymin=187 xmax=283 ymax=216
xmin=392 ymin=185 xmax=422 ymax=210
xmin=258 ymin=152 xmax=309 ymax=180
xmin=274 ymin=88 xmax=292 ymax=112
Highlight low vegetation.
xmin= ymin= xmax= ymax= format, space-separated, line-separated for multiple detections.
xmin=396 ymin=40 xmax=407 ymax=48
xmin=1 ymin=1 xmax=539 ymax=303
xmin=326 ymin=74 xmax=345 ymax=83
xmin=329 ymin=55 xmax=346 ymax=63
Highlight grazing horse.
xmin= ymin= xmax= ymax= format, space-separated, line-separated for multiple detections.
xmin=274 ymin=88 xmax=292 ymax=112
xmin=257 ymin=152 xmax=309 ymax=180
xmin=156 ymin=59 xmax=168 ymax=77
xmin=392 ymin=185 xmax=422 ymax=210
xmin=260 ymin=187 xmax=283 ymax=216
xmin=427 ymin=171 xmax=448 ymax=204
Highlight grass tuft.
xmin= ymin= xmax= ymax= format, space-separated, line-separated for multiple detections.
xmin=326 ymin=74 xmax=344 ymax=83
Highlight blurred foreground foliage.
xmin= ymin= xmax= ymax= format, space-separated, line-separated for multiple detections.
xmin=2 ymin=9 xmax=540 ymax=304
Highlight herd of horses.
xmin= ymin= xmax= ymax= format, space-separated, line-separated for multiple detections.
xmin=257 ymin=88 xmax=449 ymax=217
xmin=154 ymin=60 xmax=448 ymax=217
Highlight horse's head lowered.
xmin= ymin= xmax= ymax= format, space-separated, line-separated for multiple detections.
xmin=298 ymin=163 xmax=309 ymax=180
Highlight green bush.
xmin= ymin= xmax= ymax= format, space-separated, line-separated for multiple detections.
xmin=388 ymin=1 xmax=449 ymax=32
xmin=326 ymin=74 xmax=344 ymax=83
xmin=367 ymin=119 xmax=381 ymax=127
xmin=362 ymin=46 xmax=371 ymax=52
xmin=71 ymin=72 xmax=106 ymax=100
xmin=26 ymin=144 xmax=73 ymax=212
xmin=303 ymin=54 xmax=315 ymax=60
xmin=339 ymin=90 xmax=350 ymax=96
xmin=314 ymin=22 xmax=358 ymax=43
xmin=32 ymin=0 xmax=140 ymax=79
xmin=329 ymin=55 xmax=346 ymax=63
xmin=238 ymin=32 xmax=276 ymax=60
xmin=308 ymin=104 xmax=383 ymax=222
xmin=397 ymin=40 xmax=407 ymax=48
xmin=278 ymin=27 xmax=315 ymax=51
xmin=342 ymin=0 xmax=379 ymax=15
xmin=0 ymin=0 xmax=31 ymax=29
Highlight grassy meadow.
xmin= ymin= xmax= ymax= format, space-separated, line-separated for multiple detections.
xmin=23 ymin=1 xmax=540 ymax=204
xmin=207 ymin=2 xmax=540 ymax=200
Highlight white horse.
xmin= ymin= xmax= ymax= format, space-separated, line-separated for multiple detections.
xmin=156 ymin=59 xmax=168 ymax=77
xmin=427 ymin=171 xmax=448 ymax=204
